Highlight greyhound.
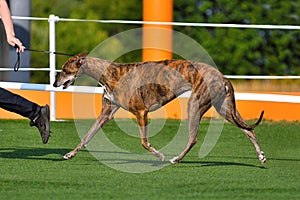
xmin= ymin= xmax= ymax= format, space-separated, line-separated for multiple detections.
xmin=53 ymin=53 xmax=266 ymax=164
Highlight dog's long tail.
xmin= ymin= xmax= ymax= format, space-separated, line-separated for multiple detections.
xmin=232 ymin=110 xmax=264 ymax=131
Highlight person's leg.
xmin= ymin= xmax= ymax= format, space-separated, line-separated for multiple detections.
xmin=0 ymin=87 xmax=50 ymax=143
xmin=0 ymin=87 xmax=40 ymax=120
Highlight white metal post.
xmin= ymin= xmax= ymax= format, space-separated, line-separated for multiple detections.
xmin=48 ymin=14 xmax=59 ymax=121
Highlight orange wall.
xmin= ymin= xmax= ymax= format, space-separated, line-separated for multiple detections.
xmin=1 ymin=89 xmax=300 ymax=121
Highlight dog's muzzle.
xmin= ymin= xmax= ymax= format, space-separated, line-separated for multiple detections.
xmin=53 ymin=80 xmax=59 ymax=88
xmin=53 ymin=79 xmax=74 ymax=89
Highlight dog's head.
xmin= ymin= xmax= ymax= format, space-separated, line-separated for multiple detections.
xmin=53 ymin=53 xmax=88 ymax=89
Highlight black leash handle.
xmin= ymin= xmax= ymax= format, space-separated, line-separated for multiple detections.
xmin=13 ymin=49 xmax=20 ymax=72
xmin=13 ymin=45 xmax=74 ymax=72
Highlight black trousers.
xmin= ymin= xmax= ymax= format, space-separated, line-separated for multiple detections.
xmin=0 ymin=87 xmax=40 ymax=120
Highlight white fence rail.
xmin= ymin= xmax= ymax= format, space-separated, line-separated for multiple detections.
xmin=1 ymin=15 xmax=300 ymax=120
xmin=2 ymin=81 xmax=300 ymax=104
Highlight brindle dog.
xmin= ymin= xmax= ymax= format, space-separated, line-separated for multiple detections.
xmin=53 ymin=53 xmax=266 ymax=164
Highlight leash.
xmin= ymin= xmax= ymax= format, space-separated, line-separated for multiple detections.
xmin=13 ymin=45 xmax=75 ymax=72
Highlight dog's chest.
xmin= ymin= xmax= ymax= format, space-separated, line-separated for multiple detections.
xmin=98 ymin=82 xmax=115 ymax=102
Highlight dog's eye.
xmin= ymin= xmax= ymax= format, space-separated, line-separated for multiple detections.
xmin=62 ymin=69 xmax=72 ymax=75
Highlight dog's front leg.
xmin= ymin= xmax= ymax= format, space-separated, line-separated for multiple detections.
xmin=63 ymin=118 xmax=106 ymax=160
xmin=140 ymin=127 xmax=165 ymax=161
xmin=136 ymin=110 xmax=165 ymax=161
xmin=63 ymin=98 xmax=119 ymax=160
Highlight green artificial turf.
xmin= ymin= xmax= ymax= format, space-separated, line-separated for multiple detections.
xmin=0 ymin=119 xmax=299 ymax=199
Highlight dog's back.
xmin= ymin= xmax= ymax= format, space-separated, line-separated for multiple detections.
xmin=102 ymin=59 xmax=226 ymax=112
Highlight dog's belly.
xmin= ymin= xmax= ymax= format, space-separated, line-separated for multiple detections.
xmin=112 ymin=82 xmax=191 ymax=113
xmin=139 ymin=83 xmax=185 ymax=112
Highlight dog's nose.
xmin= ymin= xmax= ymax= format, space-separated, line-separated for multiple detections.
xmin=53 ymin=81 xmax=57 ymax=87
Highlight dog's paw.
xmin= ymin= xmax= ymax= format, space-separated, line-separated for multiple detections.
xmin=63 ymin=152 xmax=74 ymax=160
xmin=170 ymin=156 xmax=180 ymax=164
xmin=158 ymin=153 xmax=165 ymax=161
xmin=151 ymin=147 xmax=165 ymax=161
xmin=153 ymin=151 xmax=165 ymax=161
xmin=258 ymin=151 xmax=266 ymax=164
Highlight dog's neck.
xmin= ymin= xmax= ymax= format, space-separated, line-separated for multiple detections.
xmin=81 ymin=57 xmax=120 ymax=93
xmin=81 ymin=57 xmax=112 ymax=81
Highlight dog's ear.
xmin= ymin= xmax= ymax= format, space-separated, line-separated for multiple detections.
xmin=73 ymin=54 xmax=87 ymax=67
xmin=78 ymin=57 xmax=85 ymax=65
xmin=75 ymin=53 xmax=88 ymax=67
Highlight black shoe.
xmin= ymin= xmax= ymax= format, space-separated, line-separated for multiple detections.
xmin=30 ymin=105 xmax=50 ymax=144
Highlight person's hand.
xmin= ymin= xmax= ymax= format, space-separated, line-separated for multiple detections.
xmin=7 ymin=34 xmax=25 ymax=52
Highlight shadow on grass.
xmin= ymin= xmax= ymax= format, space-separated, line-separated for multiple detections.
xmin=207 ymin=155 xmax=300 ymax=163
xmin=181 ymin=155 xmax=300 ymax=169
xmin=2 ymin=147 xmax=297 ymax=170
xmin=0 ymin=147 xmax=73 ymax=161
xmin=181 ymin=160 xmax=267 ymax=169
xmin=79 ymin=150 xmax=268 ymax=169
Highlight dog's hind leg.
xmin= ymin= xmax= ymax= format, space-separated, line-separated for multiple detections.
xmin=63 ymin=98 xmax=119 ymax=160
xmin=215 ymin=95 xmax=266 ymax=164
xmin=136 ymin=110 xmax=165 ymax=161
xmin=231 ymin=110 xmax=266 ymax=164
xmin=170 ymin=93 xmax=211 ymax=164
xmin=240 ymin=128 xmax=266 ymax=164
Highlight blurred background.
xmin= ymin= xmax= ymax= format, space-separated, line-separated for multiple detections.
xmin=28 ymin=0 xmax=300 ymax=91
xmin=0 ymin=0 xmax=299 ymax=90
xmin=1 ymin=0 xmax=300 ymax=121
